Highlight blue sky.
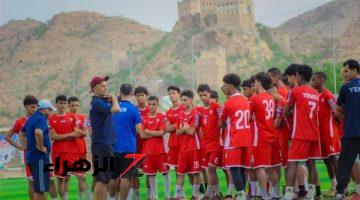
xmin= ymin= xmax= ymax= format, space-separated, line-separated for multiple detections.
xmin=0 ymin=0 xmax=333 ymax=31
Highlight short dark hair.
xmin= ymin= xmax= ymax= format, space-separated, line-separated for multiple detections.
xmin=313 ymin=71 xmax=327 ymax=81
xmin=23 ymin=95 xmax=38 ymax=106
xmin=197 ymin=84 xmax=211 ymax=93
xmin=284 ymin=63 xmax=299 ymax=76
xmin=268 ymin=67 xmax=282 ymax=78
xmin=68 ymin=96 xmax=79 ymax=104
xmin=180 ymin=90 xmax=194 ymax=99
xmin=282 ymin=74 xmax=289 ymax=86
xmin=167 ymin=85 xmax=181 ymax=93
xmin=120 ymin=83 xmax=133 ymax=95
xmin=210 ymin=90 xmax=219 ymax=100
xmin=55 ymin=95 xmax=67 ymax=103
xmin=343 ymin=59 xmax=360 ymax=73
xmin=134 ymin=86 xmax=149 ymax=96
xmin=255 ymin=72 xmax=272 ymax=90
xmin=241 ymin=79 xmax=252 ymax=88
xmin=148 ymin=96 xmax=159 ymax=102
xmin=223 ymin=73 xmax=241 ymax=88
xmin=297 ymin=64 xmax=313 ymax=82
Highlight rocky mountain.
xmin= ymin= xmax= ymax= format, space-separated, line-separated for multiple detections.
xmin=268 ymin=0 xmax=360 ymax=62
xmin=0 ymin=11 xmax=164 ymax=126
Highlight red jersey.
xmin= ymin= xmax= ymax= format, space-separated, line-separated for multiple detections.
xmin=286 ymin=85 xmax=320 ymax=141
xmin=73 ymin=113 xmax=88 ymax=154
xmin=220 ymin=93 xmax=252 ymax=148
xmin=318 ymin=89 xmax=338 ymax=138
xmin=138 ymin=105 xmax=150 ymax=117
xmin=142 ymin=113 xmax=166 ymax=155
xmin=277 ymin=86 xmax=289 ymax=99
xmin=166 ymin=105 xmax=184 ymax=147
xmin=177 ymin=108 xmax=200 ymax=152
xmin=198 ymin=102 xmax=222 ymax=152
xmin=49 ymin=113 xmax=77 ymax=153
xmin=250 ymin=92 xmax=277 ymax=145
xmin=11 ymin=116 xmax=28 ymax=133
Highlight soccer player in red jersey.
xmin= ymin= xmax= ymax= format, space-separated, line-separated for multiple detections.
xmin=197 ymin=84 xmax=222 ymax=199
xmin=268 ymin=68 xmax=290 ymax=170
xmin=165 ymin=86 xmax=183 ymax=165
xmin=174 ymin=90 xmax=201 ymax=200
xmin=284 ymin=65 xmax=321 ymax=200
xmin=211 ymin=89 xmax=235 ymax=199
xmin=250 ymin=72 xmax=282 ymax=199
xmin=141 ymin=96 xmax=171 ymax=199
xmin=219 ymin=73 xmax=252 ymax=200
xmin=311 ymin=72 xmax=341 ymax=196
xmin=49 ymin=95 xmax=86 ymax=200
xmin=67 ymin=96 xmax=91 ymax=200
xmin=133 ymin=86 xmax=151 ymax=199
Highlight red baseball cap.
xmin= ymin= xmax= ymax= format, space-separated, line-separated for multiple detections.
xmin=89 ymin=76 xmax=109 ymax=93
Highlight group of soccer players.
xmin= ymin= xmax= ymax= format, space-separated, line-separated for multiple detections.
xmin=5 ymin=59 xmax=360 ymax=200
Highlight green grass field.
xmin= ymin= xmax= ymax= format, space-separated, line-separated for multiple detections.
xmin=0 ymin=163 xmax=353 ymax=199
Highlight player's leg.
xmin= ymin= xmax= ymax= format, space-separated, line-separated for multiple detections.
xmin=191 ymin=173 xmax=201 ymax=199
xmin=255 ymin=167 xmax=268 ymax=199
xmin=119 ymin=178 xmax=131 ymax=200
xmin=268 ymin=166 xmax=281 ymax=199
xmin=295 ymin=164 xmax=307 ymax=198
xmin=174 ymin=173 xmax=185 ymax=199
xmin=324 ymin=157 xmax=337 ymax=196
xmin=56 ymin=177 xmax=66 ymax=199
xmin=64 ymin=175 xmax=70 ymax=199
xmin=229 ymin=167 xmax=246 ymax=200
xmin=28 ymin=180 xmax=35 ymax=200
xmin=108 ymin=178 xmax=119 ymax=200
xmin=207 ymin=164 xmax=220 ymax=197
xmin=248 ymin=169 xmax=258 ymax=198
xmin=284 ymin=161 xmax=297 ymax=199
xmin=158 ymin=153 xmax=170 ymax=199
xmin=76 ymin=174 xmax=91 ymax=200
xmin=223 ymin=168 xmax=234 ymax=199
xmin=306 ymin=159 xmax=320 ymax=199
xmin=162 ymin=172 xmax=171 ymax=199
xmin=352 ymin=158 xmax=360 ymax=195
xmin=148 ymin=175 xmax=158 ymax=200
xmin=49 ymin=178 xmax=58 ymax=199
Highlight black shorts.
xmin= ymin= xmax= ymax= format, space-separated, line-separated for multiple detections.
xmin=111 ymin=152 xmax=140 ymax=179
xmin=91 ymin=145 xmax=114 ymax=184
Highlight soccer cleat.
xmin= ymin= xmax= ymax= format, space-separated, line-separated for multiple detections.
xmin=324 ymin=189 xmax=336 ymax=197
xmin=200 ymin=195 xmax=210 ymax=200
xmin=210 ymin=194 xmax=222 ymax=200
xmin=333 ymin=194 xmax=346 ymax=200
xmin=223 ymin=195 xmax=233 ymax=200
xmin=190 ymin=196 xmax=200 ymax=200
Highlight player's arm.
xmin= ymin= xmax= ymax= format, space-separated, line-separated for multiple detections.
xmin=176 ymin=124 xmax=186 ymax=135
xmin=165 ymin=118 xmax=177 ymax=132
xmin=218 ymin=104 xmax=228 ymax=128
xmin=273 ymin=105 xmax=284 ymax=129
xmin=284 ymin=90 xmax=295 ymax=117
xmin=19 ymin=131 xmax=27 ymax=150
xmin=136 ymin=123 xmax=151 ymax=139
xmin=144 ymin=129 xmax=165 ymax=137
xmin=34 ymin=128 xmax=47 ymax=153
xmin=5 ymin=130 xmax=25 ymax=150
xmin=50 ymin=128 xmax=82 ymax=141
xmin=109 ymin=94 xmax=120 ymax=113
xmin=185 ymin=113 xmax=199 ymax=136
xmin=336 ymin=85 xmax=347 ymax=121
